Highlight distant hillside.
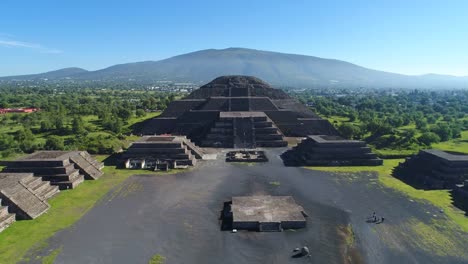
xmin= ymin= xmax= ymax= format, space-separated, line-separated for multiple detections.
xmin=1 ymin=48 xmax=467 ymax=89
xmin=2 ymin=67 xmax=88 ymax=81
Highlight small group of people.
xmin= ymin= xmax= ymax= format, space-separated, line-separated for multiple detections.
xmin=367 ymin=211 xmax=385 ymax=224
xmin=291 ymin=246 xmax=310 ymax=258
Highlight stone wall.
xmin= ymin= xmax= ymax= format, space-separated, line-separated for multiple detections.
xmin=282 ymin=135 xmax=382 ymax=166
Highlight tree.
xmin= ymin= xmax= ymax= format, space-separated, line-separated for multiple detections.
xmin=418 ymin=132 xmax=441 ymax=146
xmin=40 ymin=119 xmax=54 ymax=132
xmin=415 ymin=118 xmax=428 ymax=130
xmin=16 ymin=127 xmax=36 ymax=153
xmin=45 ymin=136 xmax=65 ymax=150
xmin=117 ymin=108 xmax=132 ymax=120
xmin=72 ymin=116 xmax=86 ymax=134
xmin=431 ymin=123 xmax=452 ymax=141
xmin=338 ymin=123 xmax=361 ymax=139
xmin=0 ymin=133 xmax=16 ymax=151
xmin=135 ymin=109 xmax=146 ymax=118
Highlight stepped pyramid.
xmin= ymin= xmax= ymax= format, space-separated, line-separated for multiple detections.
xmin=0 ymin=172 xmax=60 ymax=232
xmin=453 ymin=180 xmax=468 ymax=213
xmin=0 ymin=173 xmax=57 ymax=219
xmin=142 ymin=76 xmax=337 ymax=148
xmin=1 ymin=151 xmax=104 ymax=190
xmin=122 ymin=136 xmax=205 ymax=169
xmin=394 ymin=149 xmax=468 ymax=189
xmin=281 ymin=135 xmax=382 ymax=166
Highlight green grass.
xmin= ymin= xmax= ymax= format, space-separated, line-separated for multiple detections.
xmin=40 ymin=247 xmax=62 ymax=264
xmin=148 ymin=254 xmax=166 ymax=264
xmin=432 ymin=130 xmax=468 ymax=153
xmin=0 ymin=162 xmax=182 ymax=264
xmin=269 ymin=181 xmax=281 ymax=186
xmin=307 ymin=160 xmax=468 ymax=232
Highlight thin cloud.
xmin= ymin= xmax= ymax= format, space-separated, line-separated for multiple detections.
xmin=0 ymin=39 xmax=63 ymax=54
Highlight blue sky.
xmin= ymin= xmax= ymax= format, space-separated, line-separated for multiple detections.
xmin=1 ymin=0 xmax=467 ymax=76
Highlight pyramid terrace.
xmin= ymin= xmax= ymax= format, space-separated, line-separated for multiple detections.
xmin=142 ymin=76 xmax=338 ymax=148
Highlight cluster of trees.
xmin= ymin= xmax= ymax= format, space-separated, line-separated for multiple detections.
xmin=0 ymin=86 xmax=181 ymax=157
xmin=294 ymin=89 xmax=468 ymax=150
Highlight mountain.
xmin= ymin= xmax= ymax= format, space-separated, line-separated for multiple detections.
xmin=2 ymin=67 xmax=88 ymax=81
xmin=1 ymin=48 xmax=467 ymax=89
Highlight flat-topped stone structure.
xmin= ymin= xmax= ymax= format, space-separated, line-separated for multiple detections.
xmin=394 ymin=149 xmax=468 ymax=189
xmin=0 ymin=173 xmax=58 ymax=221
xmin=122 ymin=136 xmax=205 ymax=170
xmin=142 ymin=76 xmax=337 ymax=148
xmin=453 ymin=180 xmax=468 ymax=214
xmin=226 ymin=150 xmax=268 ymax=162
xmin=1 ymin=151 xmax=104 ymax=190
xmin=281 ymin=135 xmax=383 ymax=166
xmin=227 ymin=195 xmax=307 ymax=232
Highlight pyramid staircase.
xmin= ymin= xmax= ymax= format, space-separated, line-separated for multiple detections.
xmin=200 ymin=112 xmax=287 ymax=148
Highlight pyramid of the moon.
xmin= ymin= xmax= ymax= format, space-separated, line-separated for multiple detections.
xmin=143 ymin=76 xmax=338 ymax=148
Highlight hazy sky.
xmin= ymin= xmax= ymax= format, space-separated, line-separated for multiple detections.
xmin=1 ymin=0 xmax=467 ymax=76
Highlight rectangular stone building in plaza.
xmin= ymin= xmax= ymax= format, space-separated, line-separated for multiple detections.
xmin=229 ymin=195 xmax=307 ymax=232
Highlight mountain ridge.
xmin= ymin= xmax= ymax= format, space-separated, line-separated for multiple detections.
xmin=1 ymin=48 xmax=467 ymax=89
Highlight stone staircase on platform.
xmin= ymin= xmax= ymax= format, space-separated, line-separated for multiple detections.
xmin=200 ymin=112 xmax=287 ymax=148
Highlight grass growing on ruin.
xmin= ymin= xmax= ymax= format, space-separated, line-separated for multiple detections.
xmin=40 ymin=247 xmax=62 ymax=264
xmin=0 ymin=162 xmax=181 ymax=264
xmin=148 ymin=254 xmax=166 ymax=264
xmin=306 ymin=160 xmax=468 ymax=232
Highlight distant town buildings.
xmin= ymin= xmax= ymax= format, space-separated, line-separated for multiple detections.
xmin=0 ymin=108 xmax=39 ymax=114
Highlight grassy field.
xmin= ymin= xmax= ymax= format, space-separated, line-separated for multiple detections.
xmin=324 ymin=115 xmax=468 ymax=157
xmin=307 ymin=160 xmax=468 ymax=232
xmin=433 ymin=130 xmax=468 ymax=153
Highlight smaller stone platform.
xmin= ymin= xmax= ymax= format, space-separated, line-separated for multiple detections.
xmin=225 ymin=195 xmax=307 ymax=232
xmin=453 ymin=180 xmax=468 ymax=214
xmin=122 ymin=136 xmax=205 ymax=170
xmin=1 ymin=151 xmax=104 ymax=190
xmin=394 ymin=150 xmax=468 ymax=189
xmin=281 ymin=135 xmax=382 ymax=166
xmin=0 ymin=173 xmax=57 ymax=221
xmin=225 ymin=150 xmax=268 ymax=162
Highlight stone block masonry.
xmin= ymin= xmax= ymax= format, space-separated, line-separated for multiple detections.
xmin=122 ymin=136 xmax=206 ymax=170
xmin=228 ymin=195 xmax=307 ymax=232
xmin=142 ymin=76 xmax=339 ymax=147
xmin=281 ymin=135 xmax=383 ymax=166
xmin=1 ymin=151 xmax=104 ymax=190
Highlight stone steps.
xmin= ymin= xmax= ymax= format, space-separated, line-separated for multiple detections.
xmin=79 ymin=152 xmax=104 ymax=170
xmin=30 ymin=180 xmax=51 ymax=195
xmin=70 ymin=155 xmax=103 ymax=180
xmin=4 ymin=163 xmax=76 ymax=175
xmin=0 ymin=211 xmax=15 ymax=233
xmin=21 ymin=175 xmax=43 ymax=189
xmin=0 ymin=204 xmax=10 ymax=217
xmin=37 ymin=185 xmax=60 ymax=200
xmin=51 ymin=174 xmax=85 ymax=190
xmin=0 ymin=185 xmax=50 ymax=220
xmin=41 ymin=169 xmax=81 ymax=182
xmin=182 ymin=138 xmax=205 ymax=159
